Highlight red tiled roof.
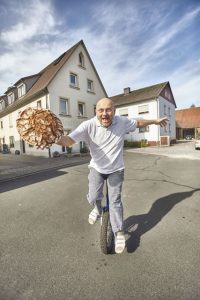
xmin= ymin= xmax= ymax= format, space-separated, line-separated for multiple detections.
xmin=176 ymin=107 xmax=200 ymax=128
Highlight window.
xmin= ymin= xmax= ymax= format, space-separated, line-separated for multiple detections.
xmin=0 ymin=121 xmax=3 ymax=128
xmin=164 ymin=104 xmax=166 ymax=115
xmin=62 ymin=130 xmax=71 ymax=153
xmin=138 ymin=104 xmax=149 ymax=114
xmin=169 ymin=123 xmax=171 ymax=133
xmin=168 ymin=107 xmax=171 ymax=116
xmin=79 ymin=52 xmax=85 ymax=68
xmin=18 ymin=84 xmax=25 ymax=98
xmin=70 ymin=73 xmax=78 ymax=88
xmin=80 ymin=141 xmax=87 ymax=152
xmin=119 ymin=108 xmax=128 ymax=117
xmin=9 ymin=136 xmax=14 ymax=148
xmin=78 ymin=102 xmax=86 ymax=117
xmin=8 ymin=93 xmax=15 ymax=105
xmin=60 ymin=98 xmax=69 ymax=115
xmin=37 ymin=100 xmax=42 ymax=108
xmin=87 ymin=79 xmax=94 ymax=93
xmin=139 ymin=126 xmax=149 ymax=133
xmin=0 ymin=137 xmax=5 ymax=147
xmin=0 ymin=100 xmax=4 ymax=111
xmin=46 ymin=96 xmax=49 ymax=109
xmin=94 ymin=105 xmax=96 ymax=116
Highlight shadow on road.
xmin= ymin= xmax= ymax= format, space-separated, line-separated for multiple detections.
xmin=0 ymin=169 xmax=68 ymax=193
xmin=124 ymin=188 xmax=200 ymax=253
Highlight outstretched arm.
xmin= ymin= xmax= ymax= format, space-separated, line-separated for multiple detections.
xmin=56 ymin=135 xmax=75 ymax=147
xmin=137 ymin=117 xmax=168 ymax=128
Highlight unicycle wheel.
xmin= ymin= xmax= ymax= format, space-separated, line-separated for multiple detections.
xmin=100 ymin=210 xmax=114 ymax=254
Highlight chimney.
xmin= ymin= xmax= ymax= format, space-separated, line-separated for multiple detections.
xmin=124 ymin=87 xmax=130 ymax=95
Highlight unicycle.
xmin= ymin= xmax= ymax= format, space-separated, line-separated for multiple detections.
xmin=100 ymin=178 xmax=114 ymax=254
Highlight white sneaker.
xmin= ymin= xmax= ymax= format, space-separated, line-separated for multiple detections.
xmin=88 ymin=207 xmax=101 ymax=225
xmin=115 ymin=231 xmax=126 ymax=254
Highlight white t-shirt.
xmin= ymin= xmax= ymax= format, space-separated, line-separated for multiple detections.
xmin=69 ymin=115 xmax=137 ymax=174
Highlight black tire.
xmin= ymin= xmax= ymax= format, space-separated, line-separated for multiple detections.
xmin=100 ymin=210 xmax=114 ymax=254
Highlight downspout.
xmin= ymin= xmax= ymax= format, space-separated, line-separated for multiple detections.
xmin=46 ymin=93 xmax=51 ymax=158
xmin=156 ymin=97 xmax=160 ymax=146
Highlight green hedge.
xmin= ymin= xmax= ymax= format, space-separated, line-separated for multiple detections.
xmin=124 ymin=140 xmax=149 ymax=148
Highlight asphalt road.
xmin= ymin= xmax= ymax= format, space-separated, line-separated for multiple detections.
xmin=0 ymin=147 xmax=200 ymax=300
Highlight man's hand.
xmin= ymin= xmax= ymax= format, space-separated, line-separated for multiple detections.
xmin=137 ymin=117 xmax=169 ymax=128
xmin=56 ymin=135 xmax=75 ymax=147
xmin=155 ymin=117 xmax=169 ymax=127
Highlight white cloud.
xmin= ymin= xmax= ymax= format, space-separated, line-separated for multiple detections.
xmin=0 ymin=0 xmax=58 ymax=46
xmin=170 ymin=60 xmax=200 ymax=108
xmin=0 ymin=0 xmax=64 ymax=92
xmin=0 ymin=0 xmax=199 ymax=109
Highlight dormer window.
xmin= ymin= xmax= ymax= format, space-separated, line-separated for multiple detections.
xmin=8 ymin=92 xmax=15 ymax=105
xmin=78 ymin=52 xmax=85 ymax=68
xmin=18 ymin=84 xmax=26 ymax=98
xmin=0 ymin=100 xmax=5 ymax=111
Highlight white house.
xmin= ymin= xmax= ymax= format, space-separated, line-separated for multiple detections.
xmin=0 ymin=40 xmax=107 ymax=157
xmin=110 ymin=82 xmax=177 ymax=146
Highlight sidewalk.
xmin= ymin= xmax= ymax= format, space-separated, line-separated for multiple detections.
xmin=0 ymin=153 xmax=90 ymax=183
xmin=1 ymin=141 xmax=199 ymax=183
xmin=126 ymin=140 xmax=200 ymax=160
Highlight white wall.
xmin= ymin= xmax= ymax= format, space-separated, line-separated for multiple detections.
xmin=115 ymin=96 xmax=176 ymax=144
xmin=159 ymin=96 xmax=176 ymax=140
xmin=48 ymin=43 xmax=106 ymax=154
xmin=0 ymin=95 xmax=50 ymax=156
xmin=0 ymin=43 xmax=107 ymax=157
xmin=116 ymin=99 xmax=160 ymax=142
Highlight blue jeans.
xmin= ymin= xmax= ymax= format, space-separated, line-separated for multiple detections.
xmin=87 ymin=167 xmax=124 ymax=233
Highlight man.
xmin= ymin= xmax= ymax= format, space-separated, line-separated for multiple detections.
xmin=57 ymin=98 xmax=168 ymax=254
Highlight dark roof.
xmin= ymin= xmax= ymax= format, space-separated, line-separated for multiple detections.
xmin=0 ymin=40 xmax=107 ymax=117
xmin=20 ymin=40 xmax=81 ymax=101
xmin=176 ymin=107 xmax=200 ymax=128
xmin=14 ymin=74 xmax=40 ymax=86
xmin=110 ymin=81 xmax=176 ymax=107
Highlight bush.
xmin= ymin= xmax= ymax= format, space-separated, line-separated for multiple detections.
xmin=80 ymin=147 xmax=88 ymax=153
xmin=53 ymin=151 xmax=60 ymax=157
xmin=124 ymin=140 xmax=148 ymax=148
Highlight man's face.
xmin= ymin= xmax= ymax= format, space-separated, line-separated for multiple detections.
xmin=96 ymin=99 xmax=115 ymax=127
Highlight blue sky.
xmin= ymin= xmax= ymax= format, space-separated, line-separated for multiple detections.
xmin=0 ymin=0 xmax=199 ymax=109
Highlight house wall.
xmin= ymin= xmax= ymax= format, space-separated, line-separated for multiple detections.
xmin=159 ymin=96 xmax=176 ymax=142
xmin=115 ymin=96 xmax=176 ymax=145
xmin=0 ymin=43 xmax=107 ymax=157
xmin=48 ymin=43 xmax=106 ymax=154
xmin=0 ymin=94 xmax=50 ymax=156
xmin=116 ymin=99 xmax=160 ymax=144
